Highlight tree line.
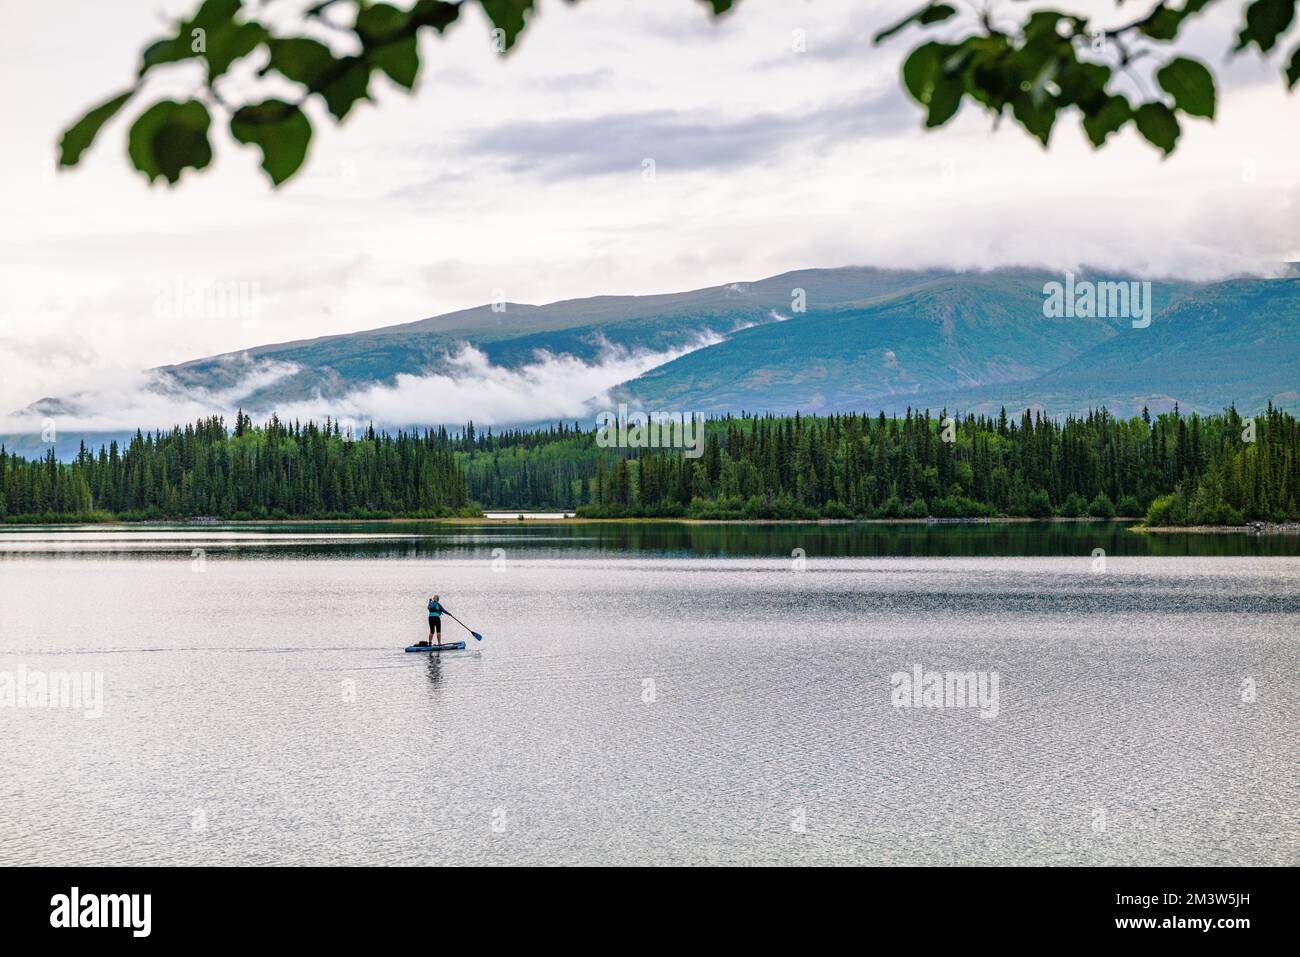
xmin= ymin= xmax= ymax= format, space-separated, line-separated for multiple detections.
xmin=0 ymin=412 xmax=472 ymax=521
xmin=456 ymin=405 xmax=1299 ymax=525
xmin=1 ymin=405 xmax=1296 ymax=525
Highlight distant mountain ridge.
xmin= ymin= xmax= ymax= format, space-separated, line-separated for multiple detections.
xmin=616 ymin=269 xmax=1205 ymax=415
xmin=5 ymin=265 xmax=1299 ymax=459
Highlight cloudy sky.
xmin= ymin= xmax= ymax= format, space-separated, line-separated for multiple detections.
xmin=2 ymin=0 xmax=1299 ymax=425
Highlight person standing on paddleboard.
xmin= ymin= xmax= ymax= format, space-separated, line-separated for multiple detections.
xmin=426 ymin=595 xmax=446 ymax=642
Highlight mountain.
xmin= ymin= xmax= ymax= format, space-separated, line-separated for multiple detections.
xmin=5 ymin=266 xmax=1298 ymax=459
xmin=157 ymin=269 xmax=923 ymax=406
xmin=953 ymin=277 xmax=1300 ymax=416
xmin=617 ymin=269 xmax=1203 ymax=415
xmin=617 ymin=270 xmax=1300 ymax=418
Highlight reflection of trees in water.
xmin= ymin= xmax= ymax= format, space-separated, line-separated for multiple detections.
xmin=257 ymin=521 xmax=1300 ymax=560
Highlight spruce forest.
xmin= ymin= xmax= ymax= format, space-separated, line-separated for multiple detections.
xmin=1 ymin=406 xmax=1296 ymax=526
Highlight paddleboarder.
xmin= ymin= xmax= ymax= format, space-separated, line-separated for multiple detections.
xmin=426 ymin=595 xmax=446 ymax=644
xmin=406 ymin=598 xmax=483 ymax=651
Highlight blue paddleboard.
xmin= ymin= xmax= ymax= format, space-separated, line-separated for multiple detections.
xmin=405 ymin=641 xmax=466 ymax=653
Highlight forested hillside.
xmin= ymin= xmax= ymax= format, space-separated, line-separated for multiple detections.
xmin=0 ymin=412 xmax=472 ymax=521
xmin=2 ymin=406 xmax=1296 ymax=525
xmin=460 ymin=406 xmax=1299 ymax=525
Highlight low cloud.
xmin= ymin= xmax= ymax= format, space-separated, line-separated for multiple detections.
xmin=274 ymin=338 xmax=721 ymax=428
xmin=0 ymin=357 xmax=301 ymax=434
xmin=0 ymin=337 xmax=724 ymax=436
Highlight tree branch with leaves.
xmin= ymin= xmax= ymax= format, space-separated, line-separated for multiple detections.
xmin=57 ymin=0 xmax=736 ymax=186
xmin=876 ymin=0 xmax=1300 ymax=155
xmin=57 ymin=0 xmax=1299 ymax=188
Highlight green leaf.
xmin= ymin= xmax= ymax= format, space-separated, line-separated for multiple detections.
xmin=1157 ymin=57 xmax=1216 ymax=118
xmin=901 ymin=40 xmax=971 ymax=125
xmin=698 ymin=0 xmax=737 ymax=13
xmin=192 ymin=0 xmax=240 ymax=28
xmin=1235 ymin=0 xmax=1296 ymax=53
xmin=902 ymin=42 xmax=945 ymax=104
xmin=127 ymin=99 xmax=213 ymax=185
xmin=1081 ymin=95 xmax=1131 ymax=147
xmin=1138 ymin=0 xmax=1217 ymax=41
xmin=1055 ymin=62 xmax=1109 ymax=106
xmin=479 ymin=0 xmax=535 ymax=51
xmin=1010 ymin=27 xmax=1068 ymax=86
xmin=270 ymin=39 xmax=371 ymax=120
xmin=231 ymin=99 xmax=312 ymax=186
xmin=58 ymin=90 xmax=133 ymax=167
xmin=203 ymin=20 xmax=268 ymax=80
xmin=356 ymin=3 xmax=409 ymax=40
xmin=356 ymin=6 xmax=421 ymax=89
xmin=964 ymin=34 xmax=1016 ymax=110
xmin=268 ymin=37 xmax=338 ymax=87
xmin=916 ymin=4 xmax=958 ymax=28
xmin=926 ymin=75 xmax=964 ymax=126
xmin=317 ymin=58 xmax=372 ymax=120
xmin=1133 ymin=101 xmax=1181 ymax=156
xmin=140 ymin=37 xmax=191 ymax=76
xmin=1139 ymin=7 xmax=1183 ymax=41
xmin=138 ymin=0 xmax=263 ymax=82
xmin=1288 ymin=44 xmax=1300 ymax=88
xmin=369 ymin=36 xmax=420 ymax=89
xmin=875 ymin=3 xmax=957 ymax=43
xmin=409 ymin=0 xmax=462 ymax=32
xmin=1022 ymin=10 xmax=1074 ymax=41
xmin=1012 ymin=91 xmax=1056 ymax=145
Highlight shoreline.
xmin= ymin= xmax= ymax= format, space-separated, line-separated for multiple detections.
xmin=4 ymin=515 xmax=1294 ymax=533
xmin=1135 ymin=522 xmax=1300 ymax=535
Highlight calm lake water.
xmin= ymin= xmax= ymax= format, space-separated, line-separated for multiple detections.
xmin=1 ymin=521 xmax=1296 ymax=866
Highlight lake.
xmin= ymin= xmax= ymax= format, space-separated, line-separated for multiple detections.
xmin=1 ymin=521 xmax=1296 ymax=866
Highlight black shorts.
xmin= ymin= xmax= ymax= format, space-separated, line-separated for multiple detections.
xmin=428 ymin=616 xmax=441 ymax=633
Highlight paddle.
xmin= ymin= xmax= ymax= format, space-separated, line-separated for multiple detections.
xmin=440 ymin=607 xmax=484 ymax=642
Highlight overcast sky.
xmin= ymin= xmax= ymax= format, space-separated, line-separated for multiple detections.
xmin=3 ymin=0 xmax=1299 ymax=419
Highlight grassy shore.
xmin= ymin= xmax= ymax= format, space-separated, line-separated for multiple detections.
xmin=7 ymin=514 xmax=1268 ymax=531
xmin=7 ymin=512 xmax=1149 ymax=527
xmin=1134 ymin=522 xmax=1300 ymax=535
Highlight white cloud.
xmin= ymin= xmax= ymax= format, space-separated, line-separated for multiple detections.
xmin=279 ymin=337 xmax=719 ymax=427
xmin=0 ymin=357 xmax=302 ymax=434
xmin=0 ymin=337 xmax=723 ymax=434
